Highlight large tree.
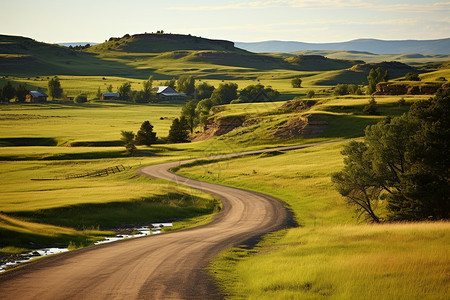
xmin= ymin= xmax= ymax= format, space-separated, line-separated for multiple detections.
xmin=210 ymin=83 xmax=238 ymax=105
xmin=181 ymin=99 xmax=198 ymax=134
xmin=239 ymin=84 xmax=279 ymax=102
xmin=167 ymin=117 xmax=190 ymax=143
xmin=135 ymin=120 xmax=157 ymax=146
xmin=367 ymin=67 xmax=388 ymax=94
xmin=118 ymin=82 xmax=132 ymax=100
xmin=195 ymin=82 xmax=215 ymax=100
xmin=1 ymin=81 xmax=15 ymax=102
xmin=48 ymin=76 xmax=63 ymax=100
xmin=332 ymin=90 xmax=449 ymax=222
xmin=177 ymin=75 xmax=195 ymax=96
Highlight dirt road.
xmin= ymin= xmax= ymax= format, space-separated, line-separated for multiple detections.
xmin=0 ymin=142 xmax=334 ymax=299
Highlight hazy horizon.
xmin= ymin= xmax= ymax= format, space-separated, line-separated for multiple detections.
xmin=1 ymin=0 xmax=449 ymax=44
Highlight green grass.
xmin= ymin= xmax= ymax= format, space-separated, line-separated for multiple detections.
xmin=211 ymin=222 xmax=449 ymax=300
xmin=176 ymin=142 xmax=449 ymax=299
xmin=0 ymin=101 xmax=182 ymax=143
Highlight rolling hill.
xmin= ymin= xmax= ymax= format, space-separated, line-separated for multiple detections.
xmin=0 ymin=33 xmax=368 ymax=80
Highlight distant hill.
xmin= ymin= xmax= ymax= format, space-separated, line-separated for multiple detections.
xmin=235 ymin=38 xmax=450 ymax=55
xmin=87 ymin=34 xmax=243 ymax=53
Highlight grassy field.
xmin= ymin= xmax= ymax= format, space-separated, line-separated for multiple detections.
xmin=0 ymin=101 xmax=182 ymax=144
xmin=176 ymin=142 xmax=449 ymax=299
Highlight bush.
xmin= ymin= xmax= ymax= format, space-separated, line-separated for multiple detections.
xmin=306 ymin=90 xmax=315 ymax=98
xmin=291 ymin=77 xmax=302 ymax=88
xmin=363 ymin=97 xmax=378 ymax=115
xmin=74 ymin=94 xmax=88 ymax=103
xmin=404 ymin=72 xmax=420 ymax=81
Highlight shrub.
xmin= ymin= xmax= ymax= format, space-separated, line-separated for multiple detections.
xmin=363 ymin=97 xmax=378 ymax=115
xmin=74 ymin=94 xmax=88 ymax=103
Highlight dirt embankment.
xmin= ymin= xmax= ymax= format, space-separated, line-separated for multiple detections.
xmin=193 ymin=99 xmax=326 ymax=141
xmin=192 ymin=116 xmax=245 ymax=141
xmin=274 ymin=116 xmax=328 ymax=138
xmin=374 ymin=82 xmax=448 ymax=95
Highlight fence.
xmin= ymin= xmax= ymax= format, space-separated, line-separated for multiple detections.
xmin=31 ymin=165 xmax=130 ymax=181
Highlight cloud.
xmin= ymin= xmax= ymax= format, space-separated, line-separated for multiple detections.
xmin=168 ymin=0 xmax=450 ymax=12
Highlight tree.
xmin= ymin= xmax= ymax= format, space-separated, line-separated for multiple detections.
xmin=291 ymin=77 xmax=302 ymax=88
xmin=135 ymin=120 xmax=157 ymax=146
xmin=239 ymin=84 xmax=279 ymax=102
xmin=2 ymin=81 xmax=16 ymax=102
xmin=120 ymin=130 xmax=136 ymax=155
xmin=118 ymin=82 xmax=132 ymax=100
xmin=164 ymin=78 xmax=176 ymax=89
xmin=107 ymin=84 xmax=113 ymax=92
xmin=363 ymin=97 xmax=378 ymax=115
xmin=48 ymin=76 xmax=63 ymax=100
xmin=331 ymin=141 xmax=383 ymax=223
xmin=96 ymin=87 xmax=102 ymax=99
xmin=196 ymin=82 xmax=215 ymax=100
xmin=14 ymin=84 xmax=29 ymax=102
xmin=177 ymin=75 xmax=195 ymax=96
xmin=404 ymin=72 xmax=420 ymax=81
xmin=210 ymin=83 xmax=238 ymax=105
xmin=1 ymin=81 xmax=16 ymax=102
xmin=367 ymin=67 xmax=388 ymax=94
xmin=332 ymin=90 xmax=449 ymax=222
xmin=167 ymin=117 xmax=190 ymax=143
xmin=181 ymin=99 xmax=198 ymax=134
xmin=195 ymin=98 xmax=214 ymax=124
xmin=142 ymin=76 xmax=156 ymax=102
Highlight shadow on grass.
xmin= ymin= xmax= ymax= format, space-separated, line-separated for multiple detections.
xmin=0 ymin=138 xmax=58 ymax=147
xmin=9 ymin=193 xmax=219 ymax=230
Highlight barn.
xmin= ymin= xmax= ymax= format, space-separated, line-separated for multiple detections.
xmin=155 ymin=86 xmax=187 ymax=101
xmin=26 ymin=91 xmax=48 ymax=103
xmin=101 ymin=92 xmax=120 ymax=100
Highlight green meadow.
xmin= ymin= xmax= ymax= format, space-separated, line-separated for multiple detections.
xmin=176 ymin=143 xmax=449 ymax=299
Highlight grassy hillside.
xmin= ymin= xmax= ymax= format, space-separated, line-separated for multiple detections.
xmin=1 ymin=33 xmax=369 ymax=80
xmin=177 ymin=143 xmax=449 ymax=300
xmin=0 ymin=35 xmax=137 ymax=77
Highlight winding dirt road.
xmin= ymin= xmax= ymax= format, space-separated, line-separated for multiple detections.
xmin=0 ymin=142 xmax=333 ymax=299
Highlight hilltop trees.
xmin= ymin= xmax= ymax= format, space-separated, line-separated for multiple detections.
xmin=332 ymin=89 xmax=449 ymax=222
xmin=48 ymin=76 xmax=64 ymax=100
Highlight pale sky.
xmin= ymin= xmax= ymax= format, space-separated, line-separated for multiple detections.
xmin=1 ymin=0 xmax=449 ymax=43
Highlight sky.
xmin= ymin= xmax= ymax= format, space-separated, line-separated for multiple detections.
xmin=1 ymin=0 xmax=449 ymax=44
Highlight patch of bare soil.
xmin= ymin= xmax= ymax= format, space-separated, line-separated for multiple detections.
xmin=274 ymin=116 xmax=328 ymax=138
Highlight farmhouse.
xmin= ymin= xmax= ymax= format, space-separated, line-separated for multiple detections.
xmin=101 ymin=92 xmax=120 ymax=100
xmin=155 ymin=86 xmax=187 ymax=101
xmin=26 ymin=91 xmax=48 ymax=103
